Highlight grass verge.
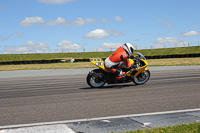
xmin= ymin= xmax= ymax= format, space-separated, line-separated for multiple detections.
xmin=121 ymin=122 xmax=200 ymax=133
xmin=0 ymin=57 xmax=200 ymax=71
xmin=147 ymin=57 xmax=200 ymax=66
xmin=0 ymin=46 xmax=199 ymax=62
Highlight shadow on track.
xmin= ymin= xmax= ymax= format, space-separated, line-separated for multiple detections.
xmin=79 ymin=83 xmax=137 ymax=90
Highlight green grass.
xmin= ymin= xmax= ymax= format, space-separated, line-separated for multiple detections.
xmin=0 ymin=58 xmax=200 ymax=71
xmin=0 ymin=46 xmax=199 ymax=62
xmin=0 ymin=52 xmax=113 ymax=62
xmin=120 ymin=122 xmax=200 ymax=133
xmin=136 ymin=46 xmax=200 ymax=56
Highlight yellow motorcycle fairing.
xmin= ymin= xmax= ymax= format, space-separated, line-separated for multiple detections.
xmin=126 ymin=59 xmax=148 ymax=78
xmin=90 ymin=59 xmax=108 ymax=72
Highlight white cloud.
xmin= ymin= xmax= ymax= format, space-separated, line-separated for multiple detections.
xmin=84 ymin=29 xmax=123 ymax=39
xmin=4 ymin=41 xmax=49 ymax=54
xmin=45 ymin=17 xmax=67 ymax=26
xmin=0 ymin=32 xmax=23 ymax=41
xmin=90 ymin=48 xmax=105 ymax=52
xmin=57 ymin=40 xmax=82 ymax=50
xmin=38 ymin=0 xmax=76 ymax=4
xmin=114 ymin=16 xmax=122 ymax=21
xmin=34 ymin=42 xmax=49 ymax=50
xmin=4 ymin=46 xmax=29 ymax=54
xmin=157 ymin=19 xmax=163 ymax=22
xmin=154 ymin=37 xmax=187 ymax=47
xmin=86 ymin=18 xmax=96 ymax=24
xmin=16 ymin=46 xmax=30 ymax=53
xmin=151 ymin=43 xmax=166 ymax=49
xmin=102 ymin=19 xmax=109 ymax=24
xmin=25 ymin=41 xmax=35 ymax=46
xmin=0 ymin=35 xmax=10 ymax=41
xmin=19 ymin=16 xmax=123 ymax=28
xmin=101 ymin=42 xmax=138 ymax=50
xmin=16 ymin=32 xmax=24 ymax=37
xmin=84 ymin=29 xmax=110 ymax=39
xmin=101 ymin=43 xmax=123 ymax=49
xmin=164 ymin=22 xmax=173 ymax=27
xmin=73 ymin=18 xmax=86 ymax=26
xmin=158 ymin=33 xmax=168 ymax=36
xmin=107 ymin=30 xmax=123 ymax=36
xmin=155 ymin=37 xmax=178 ymax=44
xmin=20 ymin=16 xmax=45 ymax=27
xmin=181 ymin=30 xmax=200 ymax=37
xmin=157 ymin=19 xmax=173 ymax=27
xmin=22 ymin=41 xmax=49 ymax=53
xmin=4 ymin=47 xmax=16 ymax=54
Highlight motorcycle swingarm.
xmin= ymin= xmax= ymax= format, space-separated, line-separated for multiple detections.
xmin=89 ymin=71 xmax=103 ymax=79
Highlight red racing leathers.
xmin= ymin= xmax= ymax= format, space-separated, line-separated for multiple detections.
xmin=104 ymin=46 xmax=132 ymax=80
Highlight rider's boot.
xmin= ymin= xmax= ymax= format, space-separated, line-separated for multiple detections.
xmin=115 ymin=72 xmax=126 ymax=81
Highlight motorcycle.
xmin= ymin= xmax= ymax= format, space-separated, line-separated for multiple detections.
xmin=86 ymin=52 xmax=150 ymax=88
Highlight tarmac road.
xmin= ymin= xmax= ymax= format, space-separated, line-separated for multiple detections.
xmin=0 ymin=66 xmax=200 ymax=127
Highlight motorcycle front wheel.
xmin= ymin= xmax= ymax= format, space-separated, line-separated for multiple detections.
xmin=87 ymin=69 xmax=106 ymax=88
xmin=133 ymin=70 xmax=150 ymax=85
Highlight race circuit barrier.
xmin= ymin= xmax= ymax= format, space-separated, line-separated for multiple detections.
xmin=0 ymin=59 xmax=65 ymax=65
xmin=145 ymin=53 xmax=200 ymax=59
xmin=0 ymin=53 xmax=199 ymax=65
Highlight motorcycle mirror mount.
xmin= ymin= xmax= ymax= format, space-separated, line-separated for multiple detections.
xmin=135 ymin=52 xmax=146 ymax=60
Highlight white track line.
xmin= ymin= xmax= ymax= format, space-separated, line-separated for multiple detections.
xmin=1 ymin=108 xmax=200 ymax=129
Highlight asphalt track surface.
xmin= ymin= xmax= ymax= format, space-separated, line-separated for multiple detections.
xmin=0 ymin=66 xmax=200 ymax=127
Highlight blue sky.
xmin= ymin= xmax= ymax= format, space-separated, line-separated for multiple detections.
xmin=0 ymin=0 xmax=200 ymax=54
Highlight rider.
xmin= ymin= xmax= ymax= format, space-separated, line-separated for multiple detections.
xmin=104 ymin=42 xmax=136 ymax=81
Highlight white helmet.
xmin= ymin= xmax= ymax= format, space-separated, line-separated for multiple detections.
xmin=122 ymin=43 xmax=134 ymax=56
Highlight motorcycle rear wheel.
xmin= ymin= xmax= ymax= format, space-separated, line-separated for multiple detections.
xmin=87 ymin=69 xmax=106 ymax=88
xmin=133 ymin=70 xmax=150 ymax=85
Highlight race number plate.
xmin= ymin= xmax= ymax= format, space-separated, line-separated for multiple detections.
xmin=95 ymin=62 xmax=103 ymax=66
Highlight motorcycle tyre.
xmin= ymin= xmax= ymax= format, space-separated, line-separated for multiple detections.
xmin=133 ymin=70 xmax=150 ymax=85
xmin=87 ymin=69 xmax=106 ymax=88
